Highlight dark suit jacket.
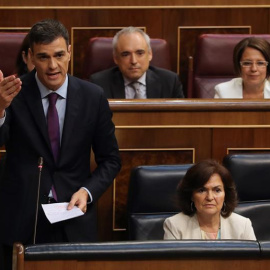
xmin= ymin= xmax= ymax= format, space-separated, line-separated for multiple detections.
xmin=0 ymin=70 xmax=121 ymax=245
xmin=90 ymin=66 xmax=184 ymax=98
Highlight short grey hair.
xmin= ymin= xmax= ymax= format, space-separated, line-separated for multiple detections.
xmin=112 ymin=26 xmax=151 ymax=55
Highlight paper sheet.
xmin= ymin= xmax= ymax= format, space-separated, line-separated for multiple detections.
xmin=41 ymin=202 xmax=84 ymax=224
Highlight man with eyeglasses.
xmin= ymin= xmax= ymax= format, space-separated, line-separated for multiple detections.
xmin=214 ymin=37 xmax=270 ymax=99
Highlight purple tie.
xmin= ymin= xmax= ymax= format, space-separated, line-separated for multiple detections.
xmin=47 ymin=93 xmax=60 ymax=201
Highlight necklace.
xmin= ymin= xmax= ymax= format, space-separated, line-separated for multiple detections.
xmin=201 ymin=226 xmax=221 ymax=240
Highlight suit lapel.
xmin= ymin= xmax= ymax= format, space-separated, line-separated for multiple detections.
xmin=22 ymin=71 xmax=51 ymax=149
xmin=112 ymin=69 xmax=125 ymax=98
xmin=146 ymin=69 xmax=162 ymax=98
xmin=59 ymin=75 xmax=80 ymax=162
xmin=220 ymin=215 xmax=230 ymax=239
xmin=22 ymin=72 xmax=80 ymax=165
xmin=191 ymin=214 xmax=202 ymax=239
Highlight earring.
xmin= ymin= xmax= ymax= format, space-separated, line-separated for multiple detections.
xmin=221 ymin=202 xmax=226 ymax=214
xmin=191 ymin=201 xmax=194 ymax=212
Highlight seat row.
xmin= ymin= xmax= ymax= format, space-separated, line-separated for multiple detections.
xmin=12 ymin=240 xmax=270 ymax=270
xmin=1 ymin=32 xmax=270 ymax=98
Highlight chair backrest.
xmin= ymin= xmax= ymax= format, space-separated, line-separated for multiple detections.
xmin=127 ymin=164 xmax=192 ymax=240
xmin=223 ymin=153 xmax=270 ymax=201
xmin=83 ymin=37 xmax=171 ymax=79
xmin=189 ymin=34 xmax=270 ymax=98
xmin=0 ymin=32 xmax=27 ymax=76
xmin=235 ymin=201 xmax=270 ymax=241
xmin=223 ymin=153 xmax=270 ymax=240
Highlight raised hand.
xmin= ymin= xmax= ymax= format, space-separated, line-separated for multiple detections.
xmin=0 ymin=71 xmax=22 ymax=117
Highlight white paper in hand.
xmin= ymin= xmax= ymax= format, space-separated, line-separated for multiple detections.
xmin=41 ymin=202 xmax=84 ymax=224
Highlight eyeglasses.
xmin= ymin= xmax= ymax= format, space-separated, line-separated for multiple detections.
xmin=240 ymin=61 xmax=269 ymax=68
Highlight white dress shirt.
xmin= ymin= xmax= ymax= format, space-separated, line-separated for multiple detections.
xmin=124 ymin=72 xmax=147 ymax=99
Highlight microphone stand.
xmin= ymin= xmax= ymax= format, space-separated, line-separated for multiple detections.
xmin=33 ymin=157 xmax=43 ymax=244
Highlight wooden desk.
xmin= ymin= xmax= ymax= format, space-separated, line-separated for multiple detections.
xmin=2 ymin=99 xmax=269 ymax=241
xmin=98 ymin=99 xmax=270 ymax=241
xmin=15 ymin=257 xmax=269 ymax=270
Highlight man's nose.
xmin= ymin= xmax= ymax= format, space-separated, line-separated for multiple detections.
xmin=130 ymin=53 xmax=137 ymax=64
xmin=48 ymin=58 xmax=57 ymax=69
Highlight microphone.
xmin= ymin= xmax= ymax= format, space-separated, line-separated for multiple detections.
xmin=33 ymin=157 xmax=43 ymax=244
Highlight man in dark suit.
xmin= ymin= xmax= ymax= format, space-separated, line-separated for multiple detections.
xmin=0 ymin=19 xmax=121 ymax=270
xmin=90 ymin=27 xmax=184 ymax=99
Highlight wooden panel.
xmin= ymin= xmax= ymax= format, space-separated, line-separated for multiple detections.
xmin=71 ymin=27 xmax=122 ymax=78
xmin=0 ymin=9 xmax=56 ymax=26
xmin=3 ymin=0 xmax=270 ymax=6
xmin=0 ymin=28 xmax=30 ymax=32
xmin=212 ymin=128 xmax=270 ymax=160
xmin=228 ymin=148 xmax=270 ymax=154
xmin=19 ymin=258 xmax=270 ymax=270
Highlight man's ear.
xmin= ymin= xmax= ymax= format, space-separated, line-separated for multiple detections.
xmin=28 ymin=48 xmax=34 ymax=65
xmin=67 ymin=44 xmax=71 ymax=61
xmin=22 ymin=51 xmax=27 ymax=64
xmin=148 ymin=49 xmax=153 ymax=62
xmin=113 ymin=53 xmax=118 ymax=65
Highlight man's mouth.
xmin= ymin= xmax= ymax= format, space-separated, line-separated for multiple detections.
xmin=47 ymin=72 xmax=60 ymax=79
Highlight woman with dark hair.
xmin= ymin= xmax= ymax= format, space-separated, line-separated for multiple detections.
xmin=15 ymin=33 xmax=34 ymax=77
xmin=163 ymin=160 xmax=256 ymax=240
xmin=214 ymin=37 xmax=270 ymax=99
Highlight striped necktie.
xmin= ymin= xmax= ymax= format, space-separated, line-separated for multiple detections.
xmin=130 ymin=81 xmax=145 ymax=99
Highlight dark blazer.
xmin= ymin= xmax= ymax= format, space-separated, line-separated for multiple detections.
xmin=0 ymin=70 xmax=121 ymax=245
xmin=90 ymin=66 xmax=185 ymax=98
